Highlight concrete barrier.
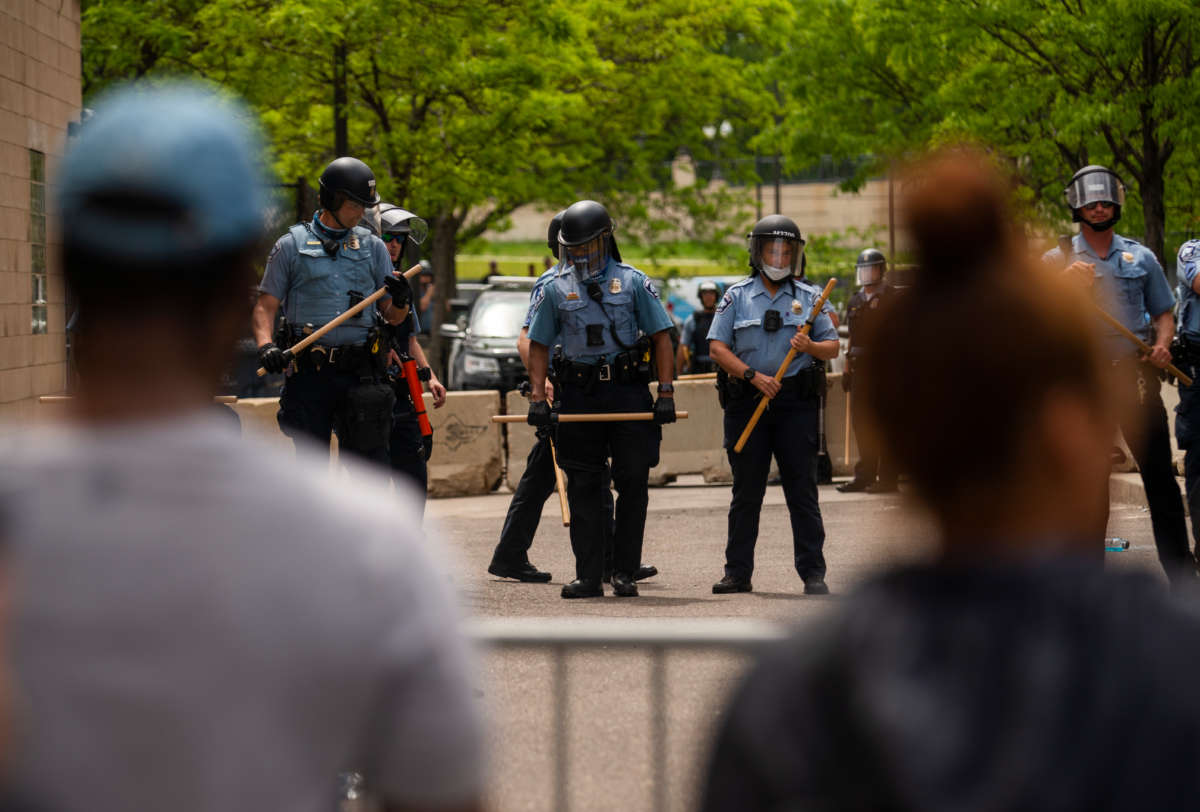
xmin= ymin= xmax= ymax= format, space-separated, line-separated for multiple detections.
xmin=232 ymin=390 xmax=503 ymax=497
xmin=424 ymin=390 xmax=503 ymax=497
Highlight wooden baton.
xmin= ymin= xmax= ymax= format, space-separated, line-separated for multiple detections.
xmin=549 ymin=436 xmax=570 ymax=527
xmin=491 ymin=411 xmax=689 ymax=424
xmin=676 ymin=372 xmax=717 ymax=381
xmin=1093 ymin=305 xmax=1193 ymax=387
xmin=733 ymin=277 xmax=838 ymax=453
xmin=256 ymin=263 xmax=423 ymax=377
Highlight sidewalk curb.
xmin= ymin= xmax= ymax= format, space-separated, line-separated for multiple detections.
xmin=1110 ymin=472 xmax=1189 ymax=513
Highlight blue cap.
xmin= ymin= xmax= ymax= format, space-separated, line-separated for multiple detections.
xmin=57 ymin=81 xmax=267 ymax=264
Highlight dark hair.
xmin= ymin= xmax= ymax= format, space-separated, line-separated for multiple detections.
xmin=62 ymin=239 xmax=258 ymax=318
xmin=859 ymin=152 xmax=1106 ymax=512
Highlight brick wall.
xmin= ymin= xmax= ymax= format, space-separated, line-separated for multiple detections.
xmin=0 ymin=0 xmax=80 ymax=421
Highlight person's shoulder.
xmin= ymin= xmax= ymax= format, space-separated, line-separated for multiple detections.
xmin=1180 ymin=240 xmax=1200 ymax=263
xmin=1042 ymin=245 xmax=1065 ymax=263
xmin=1114 ymin=234 xmax=1157 ymax=262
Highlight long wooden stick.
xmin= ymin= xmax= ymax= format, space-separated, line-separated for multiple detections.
xmin=733 ymin=277 xmax=838 ymax=453
xmin=677 ymin=372 xmax=717 ymax=380
xmin=549 ymin=436 xmax=570 ymax=527
xmin=40 ymin=395 xmax=238 ymax=404
xmin=256 ymin=263 xmax=422 ymax=377
xmin=1093 ymin=305 xmax=1193 ymax=386
xmin=491 ymin=411 xmax=689 ymax=424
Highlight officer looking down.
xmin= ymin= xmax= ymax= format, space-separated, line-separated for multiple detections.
xmin=678 ymin=281 xmax=720 ymax=374
xmin=525 ymin=200 xmax=676 ymax=599
xmin=1043 ymin=165 xmax=1194 ymax=588
xmin=708 ymin=215 xmax=840 ymax=596
xmin=253 ymin=157 xmax=414 ymax=464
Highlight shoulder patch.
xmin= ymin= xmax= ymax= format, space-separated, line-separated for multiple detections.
xmin=716 ymin=291 xmax=733 ymax=314
xmin=643 ymin=277 xmax=660 ymax=299
xmin=528 ymin=284 xmax=546 ymax=313
xmin=1181 ymin=241 xmax=1200 ymax=262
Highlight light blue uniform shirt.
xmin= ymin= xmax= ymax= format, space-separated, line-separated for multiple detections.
xmin=527 ymin=259 xmax=674 ymax=365
xmin=260 ymin=215 xmax=395 ymax=346
xmin=523 ymin=265 xmax=560 ymax=329
xmin=1177 ymin=240 xmax=1200 ymax=342
xmin=707 ymin=274 xmax=837 ymax=377
xmin=1042 ymin=232 xmax=1175 ymax=360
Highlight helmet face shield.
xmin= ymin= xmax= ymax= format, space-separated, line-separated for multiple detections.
xmin=1065 ymin=168 xmax=1125 ymax=210
xmin=561 ymin=232 xmax=609 ymax=279
xmin=378 ymin=205 xmax=428 ymax=246
xmin=752 ymin=236 xmax=801 ymax=281
xmin=855 ymin=261 xmax=884 ymax=286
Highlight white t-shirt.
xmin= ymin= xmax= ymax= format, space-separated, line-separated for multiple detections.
xmin=0 ymin=411 xmax=483 ymax=812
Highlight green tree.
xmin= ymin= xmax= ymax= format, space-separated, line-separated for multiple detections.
xmin=774 ymin=0 xmax=1200 ymax=263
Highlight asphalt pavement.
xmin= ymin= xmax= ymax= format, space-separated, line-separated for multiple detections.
xmin=427 ymin=477 xmax=1167 ymax=812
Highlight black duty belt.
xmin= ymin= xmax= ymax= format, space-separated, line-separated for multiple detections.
xmin=296 ymin=342 xmax=370 ymax=372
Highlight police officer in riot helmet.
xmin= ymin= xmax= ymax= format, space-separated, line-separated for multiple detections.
xmin=709 ymin=215 xmax=840 ymax=595
xmin=365 ymin=202 xmax=444 ymax=504
xmin=839 ymin=248 xmax=897 ymax=493
xmin=525 ymin=200 xmax=676 ymax=598
xmin=1043 ymin=164 xmax=1195 ymax=587
xmin=253 ymin=157 xmax=414 ymax=464
xmin=678 ymin=281 xmax=720 ymax=374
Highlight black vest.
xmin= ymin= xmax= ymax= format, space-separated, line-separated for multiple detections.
xmin=690 ymin=310 xmax=715 ymax=359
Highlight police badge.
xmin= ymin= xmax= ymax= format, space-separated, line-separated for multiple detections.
xmin=609 ymin=278 xmax=622 ymax=294
xmin=346 ymin=235 xmax=360 ymax=250
xmin=791 ymin=299 xmax=802 ymax=314
xmin=1122 ymin=251 xmax=1134 ymax=263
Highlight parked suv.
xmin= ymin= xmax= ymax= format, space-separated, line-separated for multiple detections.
xmin=446 ymin=277 xmax=535 ymax=392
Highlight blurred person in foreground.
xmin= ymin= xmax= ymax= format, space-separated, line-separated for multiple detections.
xmin=0 ymin=82 xmax=483 ymax=812
xmin=701 ymin=152 xmax=1200 ymax=810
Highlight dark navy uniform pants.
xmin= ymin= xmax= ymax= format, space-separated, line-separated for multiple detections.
xmin=490 ymin=428 xmax=617 ymax=568
xmin=1174 ymin=358 xmax=1200 ymax=560
xmin=1119 ymin=362 xmax=1191 ymax=583
xmin=277 ymin=366 xmax=391 ymax=466
xmin=722 ymin=383 xmax=826 ymax=582
xmin=849 ymin=373 xmax=895 ymax=486
xmin=555 ymin=381 xmax=659 ymax=582
xmin=390 ymin=401 xmax=428 ymax=514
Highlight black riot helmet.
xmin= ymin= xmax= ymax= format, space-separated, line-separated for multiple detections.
xmin=748 ymin=214 xmax=805 ymax=282
xmin=558 ymin=199 xmax=622 ymax=276
xmin=855 ymin=248 xmax=887 ymax=287
xmin=318 ymin=157 xmax=380 ymax=211
xmin=547 ymin=210 xmax=566 ymax=259
xmin=1065 ymin=165 xmax=1125 ymax=231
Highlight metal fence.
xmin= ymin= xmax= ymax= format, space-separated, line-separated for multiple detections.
xmin=464 ymin=617 xmax=788 ymax=812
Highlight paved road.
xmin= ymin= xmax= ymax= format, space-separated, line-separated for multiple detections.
xmin=427 ymin=479 xmax=1167 ymax=812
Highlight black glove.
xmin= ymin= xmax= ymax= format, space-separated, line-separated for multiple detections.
xmin=527 ymin=400 xmax=552 ymax=427
xmin=421 ymin=434 xmax=433 ymax=462
xmin=258 ymin=342 xmax=290 ymax=374
xmin=653 ymin=396 xmax=676 ymax=425
xmin=384 ymin=273 xmax=413 ymax=307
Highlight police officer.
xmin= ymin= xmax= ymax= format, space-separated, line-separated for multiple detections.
xmin=678 ymin=281 xmax=720 ymax=373
xmin=1043 ymin=164 xmax=1193 ymax=586
xmin=1174 ymin=239 xmax=1200 ymax=565
xmin=373 ymin=203 xmax=445 ymax=504
xmin=489 ymin=212 xmax=660 ymax=585
xmin=838 ymin=248 xmax=896 ymax=494
xmin=525 ymin=201 xmax=676 ymax=598
xmin=709 ymin=215 xmax=840 ymax=595
xmin=253 ymin=157 xmax=414 ymax=464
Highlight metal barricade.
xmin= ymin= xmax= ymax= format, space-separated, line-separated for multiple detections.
xmin=464 ymin=617 xmax=788 ymax=812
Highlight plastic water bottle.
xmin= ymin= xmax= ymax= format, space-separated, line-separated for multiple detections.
xmin=1105 ymin=536 xmax=1131 ymax=552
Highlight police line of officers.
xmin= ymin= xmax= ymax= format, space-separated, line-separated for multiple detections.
xmin=254 ymin=157 xmax=1200 ymax=597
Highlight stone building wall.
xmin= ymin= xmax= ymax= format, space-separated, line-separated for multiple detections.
xmin=0 ymin=0 xmax=80 ymax=421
